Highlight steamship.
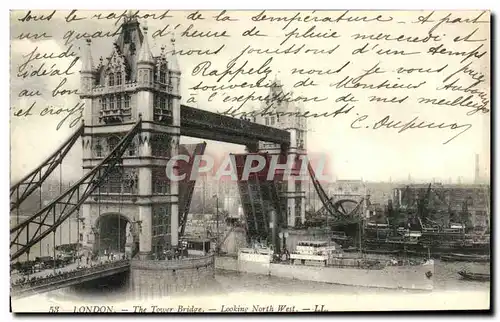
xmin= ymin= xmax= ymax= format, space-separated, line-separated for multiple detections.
xmin=235 ymin=240 xmax=434 ymax=291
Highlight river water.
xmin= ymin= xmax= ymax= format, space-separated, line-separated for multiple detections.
xmin=17 ymin=254 xmax=489 ymax=311
xmin=11 ymin=217 xmax=491 ymax=311
xmin=10 ymin=260 xmax=487 ymax=312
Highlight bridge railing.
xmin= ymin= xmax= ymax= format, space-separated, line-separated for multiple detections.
xmin=11 ymin=259 xmax=130 ymax=291
xmin=131 ymin=254 xmax=214 ymax=270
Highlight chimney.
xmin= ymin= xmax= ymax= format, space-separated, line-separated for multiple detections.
xmin=474 ymin=154 xmax=480 ymax=184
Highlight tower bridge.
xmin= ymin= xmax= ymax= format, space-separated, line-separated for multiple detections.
xmin=10 ymin=14 xmax=351 ymax=299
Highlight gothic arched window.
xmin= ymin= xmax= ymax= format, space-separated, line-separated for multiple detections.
xmin=159 ymin=70 xmax=166 ymax=84
xmin=107 ymin=136 xmax=120 ymax=152
xmin=124 ymin=95 xmax=130 ymax=109
xmin=122 ymin=171 xmax=136 ymax=194
xmin=108 ymin=73 xmax=115 ymax=86
xmin=105 ymin=168 xmax=122 ymax=193
xmin=160 ymin=96 xmax=166 ymax=109
xmin=152 ymin=168 xmax=169 ymax=194
xmin=128 ymin=141 xmax=136 ymax=156
xmin=95 ymin=142 xmax=102 ymax=157
xmin=124 ymin=29 xmax=131 ymax=43
xmin=109 ymin=96 xmax=115 ymax=110
xmin=116 ymin=72 xmax=122 ymax=85
xmin=117 ymin=95 xmax=122 ymax=110
xmin=154 ymin=94 xmax=159 ymax=108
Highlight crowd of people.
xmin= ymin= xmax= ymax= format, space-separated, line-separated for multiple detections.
xmin=151 ymin=247 xmax=189 ymax=261
xmin=11 ymin=254 xmax=129 ymax=290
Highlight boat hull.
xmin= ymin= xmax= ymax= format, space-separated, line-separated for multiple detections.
xmin=359 ymin=238 xmax=490 ymax=257
xmin=458 ymin=271 xmax=490 ymax=282
xmin=216 ymin=256 xmax=434 ymax=291
xmin=441 ymin=254 xmax=490 ymax=263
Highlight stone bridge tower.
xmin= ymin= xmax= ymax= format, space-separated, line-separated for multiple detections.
xmin=253 ymin=77 xmax=308 ymax=228
xmin=79 ymin=15 xmax=181 ymax=259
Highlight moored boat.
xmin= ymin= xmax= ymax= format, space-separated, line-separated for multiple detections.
xmin=458 ymin=270 xmax=490 ymax=281
xmin=441 ymin=253 xmax=490 ymax=263
xmin=233 ymin=241 xmax=434 ymax=291
xmin=340 ymin=247 xmax=400 ymax=256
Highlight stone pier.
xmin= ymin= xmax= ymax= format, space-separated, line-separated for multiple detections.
xmin=129 ymin=255 xmax=215 ymax=299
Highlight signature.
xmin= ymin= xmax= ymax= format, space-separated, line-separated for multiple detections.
xmin=351 ymin=114 xmax=472 ymax=144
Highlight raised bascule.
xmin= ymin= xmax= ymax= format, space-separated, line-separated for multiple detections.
xmin=10 ymin=14 xmax=351 ymax=299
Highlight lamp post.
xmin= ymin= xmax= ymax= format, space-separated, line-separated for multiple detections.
xmin=77 ymin=215 xmax=84 ymax=266
xmin=213 ymin=194 xmax=219 ymax=254
xmin=130 ymin=217 xmax=142 ymax=259
xmin=91 ymin=226 xmax=99 ymax=259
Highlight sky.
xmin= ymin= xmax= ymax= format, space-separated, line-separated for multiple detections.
xmin=9 ymin=10 xmax=491 ymax=184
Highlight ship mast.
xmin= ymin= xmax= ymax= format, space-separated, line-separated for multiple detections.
xmin=484 ymin=185 xmax=490 ymax=234
xmin=358 ymin=217 xmax=362 ymax=257
xmin=359 ymin=184 xmax=366 ymax=258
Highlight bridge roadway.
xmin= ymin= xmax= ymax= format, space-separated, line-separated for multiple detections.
xmin=11 ymin=257 xmax=130 ymax=299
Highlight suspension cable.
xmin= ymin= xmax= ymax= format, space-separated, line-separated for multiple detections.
xmin=16 ymin=189 xmax=20 ymax=257
xmin=76 ymin=184 xmax=80 ymax=266
xmin=118 ymin=163 xmax=123 ymax=258
xmin=53 ymin=208 xmax=56 ymax=274
xmin=10 ymin=121 xmax=141 ymax=262
xmin=98 ymin=164 xmax=102 ymax=259
xmin=10 ymin=124 xmax=83 ymax=211
xmin=39 ymin=175 xmax=42 ymax=259
xmin=59 ymin=158 xmax=62 ymax=254
xmin=68 ymin=181 xmax=71 ymax=263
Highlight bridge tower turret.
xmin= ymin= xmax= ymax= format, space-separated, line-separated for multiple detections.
xmin=79 ymin=15 xmax=181 ymax=261
xmin=136 ymin=23 xmax=155 ymax=120
xmin=134 ymin=23 xmax=155 ymax=259
xmin=80 ymin=38 xmax=95 ymax=162
xmin=167 ymin=36 xmax=181 ymax=248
